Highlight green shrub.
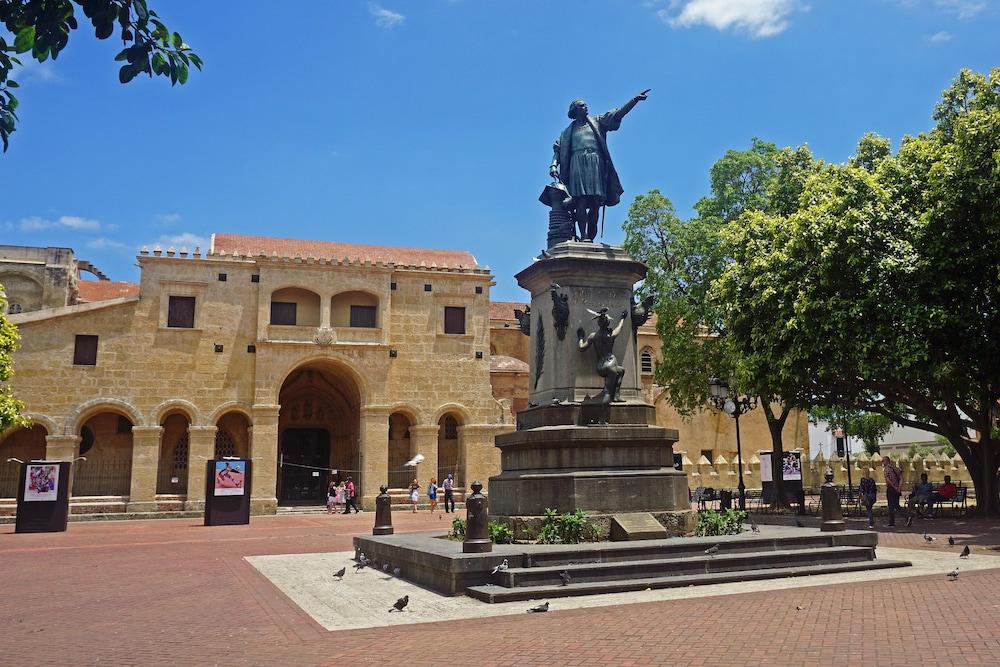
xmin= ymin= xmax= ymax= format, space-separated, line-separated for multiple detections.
xmin=696 ymin=508 xmax=746 ymax=537
xmin=536 ymin=508 xmax=596 ymax=544
xmin=488 ymin=520 xmax=515 ymax=544
xmin=449 ymin=517 xmax=466 ymax=539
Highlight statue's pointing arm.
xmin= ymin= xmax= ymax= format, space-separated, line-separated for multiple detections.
xmin=602 ymin=90 xmax=650 ymax=131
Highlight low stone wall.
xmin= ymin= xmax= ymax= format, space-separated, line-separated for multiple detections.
xmin=492 ymin=509 xmax=697 ymax=542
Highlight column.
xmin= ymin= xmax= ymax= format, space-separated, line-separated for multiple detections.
xmin=250 ymin=404 xmax=280 ymax=515
xmin=320 ymin=294 xmax=332 ymax=329
xmin=409 ymin=424 xmax=439 ymax=487
xmin=359 ymin=406 xmax=390 ymax=510
xmin=184 ymin=425 xmax=217 ymax=511
xmin=127 ymin=426 xmax=163 ymax=513
xmin=457 ymin=424 xmax=503 ymax=493
xmin=45 ymin=435 xmax=81 ymax=462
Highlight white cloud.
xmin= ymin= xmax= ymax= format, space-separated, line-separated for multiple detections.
xmin=153 ymin=232 xmax=210 ymax=251
xmin=935 ymin=0 xmax=986 ymax=18
xmin=662 ymin=0 xmax=803 ymax=38
xmin=15 ymin=58 xmax=60 ymax=83
xmin=370 ymin=3 xmax=405 ymax=29
xmin=12 ymin=215 xmax=103 ymax=232
xmin=86 ymin=238 xmax=129 ymax=250
xmin=929 ymin=30 xmax=953 ymax=42
xmin=156 ymin=213 xmax=182 ymax=225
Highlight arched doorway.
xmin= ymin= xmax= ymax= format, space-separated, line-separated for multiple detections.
xmin=156 ymin=412 xmax=190 ymax=494
xmin=73 ymin=412 xmax=133 ymax=496
xmin=215 ymin=412 xmax=251 ymax=460
xmin=387 ymin=412 xmax=412 ymax=489
xmin=437 ymin=412 xmax=463 ymax=486
xmin=277 ymin=362 xmax=360 ymax=505
xmin=0 ymin=424 xmax=47 ymax=498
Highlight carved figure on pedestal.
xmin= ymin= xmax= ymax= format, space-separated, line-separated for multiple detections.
xmin=514 ymin=305 xmax=531 ymax=336
xmin=549 ymin=283 xmax=569 ymax=340
xmin=549 ymin=90 xmax=649 ymax=242
xmin=577 ymin=307 xmax=628 ymax=404
xmin=630 ymin=295 xmax=655 ymax=333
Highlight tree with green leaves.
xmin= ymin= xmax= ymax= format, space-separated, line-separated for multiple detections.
xmin=715 ymin=69 xmax=1000 ymax=515
xmin=1 ymin=284 xmax=30 ymax=434
xmin=0 ymin=0 xmax=201 ymax=151
xmin=624 ymin=139 xmax=822 ymax=508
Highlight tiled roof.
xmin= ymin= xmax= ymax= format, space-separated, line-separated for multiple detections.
xmin=490 ymin=300 xmax=528 ymax=322
xmin=77 ymin=280 xmax=140 ymax=302
xmin=211 ymin=233 xmax=478 ymax=268
xmin=490 ymin=355 xmax=529 ymax=373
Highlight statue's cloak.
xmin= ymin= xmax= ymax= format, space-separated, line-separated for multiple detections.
xmin=554 ymin=107 xmax=629 ymax=208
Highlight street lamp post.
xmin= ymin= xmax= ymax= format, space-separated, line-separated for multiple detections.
xmin=708 ymin=377 xmax=758 ymax=511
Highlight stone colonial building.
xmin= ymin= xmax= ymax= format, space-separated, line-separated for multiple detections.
xmin=1 ymin=236 xmax=510 ymax=513
xmin=2 ymin=237 xmax=809 ymax=516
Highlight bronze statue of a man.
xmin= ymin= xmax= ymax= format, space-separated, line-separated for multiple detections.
xmin=550 ymin=90 xmax=649 ymax=242
xmin=578 ymin=307 xmax=629 ymax=404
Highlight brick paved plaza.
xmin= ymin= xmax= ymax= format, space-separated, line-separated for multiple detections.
xmin=2 ymin=512 xmax=1000 ymax=666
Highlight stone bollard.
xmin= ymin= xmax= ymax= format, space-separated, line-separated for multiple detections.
xmin=820 ymin=469 xmax=845 ymax=532
xmin=463 ymin=480 xmax=492 ymax=553
xmin=373 ymin=485 xmax=394 ymax=535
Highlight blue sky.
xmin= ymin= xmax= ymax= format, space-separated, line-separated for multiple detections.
xmin=2 ymin=0 xmax=997 ymax=300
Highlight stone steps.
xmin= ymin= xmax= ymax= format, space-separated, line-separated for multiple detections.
xmin=466 ymin=558 xmax=911 ymax=603
xmin=497 ymin=545 xmax=876 ymax=588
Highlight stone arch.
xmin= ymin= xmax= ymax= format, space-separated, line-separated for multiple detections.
xmin=214 ymin=411 xmax=251 ymax=460
xmin=151 ymin=399 xmax=201 ymax=426
xmin=330 ymin=289 xmax=381 ymax=328
xmin=0 ymin=423 xmax=48 ymax=497
xmin=66 ymin=398 xmax=144 ymax=434
xmin=274 ymin=354 xmax=370 ymax=407
xmin=435 ymin=407 xmax=468 ymax=486
xmin=206 ymin=401 xmax=254 ymax=426
xmin=385 ymin=403 xmax=422 ymax=426
xmin=269 ymin=286 xmax=321 ymax=326
xmin=157 ymin=412 xmax=191 ymax=494
xmin=431 ymin=403 xmax=472 ymax=426
xmin=0 ymin=270 xmax=45 ymax=313
xmin=387 ymin=411 xmax=414 ymax=488
xmin=17 ymin=412 xmax=58 ymax=437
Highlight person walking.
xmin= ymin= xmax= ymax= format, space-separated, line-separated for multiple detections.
xmin=327 ymin=478 xmax=338 ymax=514
xmin=409 ymin=479 xmax=420 ymax=513
xmin=859 ymin=468 xmax=877 ymax=529
xmin=342 ymin=476 xmax=360 ymax=514
xmin=428 ymin=477 xmax=439 ymax=514
xmin=443 ymin=473 xmax=455 ymax=513
xmin=881 ymin=456 xmax=910 ymax=527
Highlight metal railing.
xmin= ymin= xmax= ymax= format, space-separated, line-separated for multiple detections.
xmin=72 ymin=458 xmax=132 ymax=496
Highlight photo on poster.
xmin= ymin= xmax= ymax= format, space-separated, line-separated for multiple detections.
xmin=214 ymin=460 xmax=246 ymax=496
xmin=782 ymin=451 xmax=802 ymax=481
xmin=24 ymin=464 xmax=59 ymax=502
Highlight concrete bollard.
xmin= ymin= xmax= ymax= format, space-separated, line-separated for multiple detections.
xmin=373 ymin=485 xmax=394 ymax=535
xmin=820 ymin=469 xmax=846 ymax=532
xmin=463 ymin=480 xmax=492 ymax=553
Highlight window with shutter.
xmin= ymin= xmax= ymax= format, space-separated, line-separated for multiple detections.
xmin=167 ymin=296 xmax=196 ymax=328
xmin=73 ymin=335 xmax=99 ymax=365
xmin=443 ymin=306 xmax=466 ymax=335
xmin=270 ymin=301 xmax=297 ymax=325
xmin=641 ymin=349 xmax=654 ymax=374
xmin=349 ymin=305 xmax=377 ymax=328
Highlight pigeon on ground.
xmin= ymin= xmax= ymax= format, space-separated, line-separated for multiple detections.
xmin=795 ymin=605 xmax=806 ymax=611
xmin=333 ymin=567 xmax=346 ymax=580
xmin=947 ymin=567 xmax=960 ymax=581
xmin=527 ymin=602 xmax=550 ymax=613
xmin=795 ymin=519 xmax=805 ymax=528
xmin=704 ymin=544 xmax=720 ymax=556
xmin=389 ymin=595 xmax=409 ymax=612
xmin=392 ymin=567 xmax=402 ymax=577
xmin=491 ymin=559 xmax=509 ymax=575
xmin=382 ymin=563 xmax=390 ymax=572
xmin=354 ymin=555 xmax=369 ymax=572
xmin=960 ymin=545 xmax=971 ymax=559
xmin=750 ymin=519 xmax=760 ymax=534
xmin=948 ymin=536 xmax=955 ymax=546
xmin=559 ymin=571 xmax=572 ymax=586
xmin=923 ymin=533 xmax=936 ymax=543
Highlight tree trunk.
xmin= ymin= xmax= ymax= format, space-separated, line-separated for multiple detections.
xmin=946 ymin=434 xmax=999 ymax=516
xmin=763 ymin=401 xmax=792 ymax=510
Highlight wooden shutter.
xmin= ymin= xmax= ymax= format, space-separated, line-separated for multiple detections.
xmin=349 ymin=305 xmax=377 ymax=328
xmin=73 ymin=335 xmax=98 ymax=365
xmin=167 ymin=296 xmax=196 ymax=328
xmin=444 ymin=306 xmax=466 ymax=335
xmin=270 ymin=301 xmax=297 ymax=325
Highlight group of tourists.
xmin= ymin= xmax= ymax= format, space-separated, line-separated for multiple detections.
xmin=856 ymin=457 xmax=959 ymax=529
xmin=325 ymin=473 xmax=456 ymax=514
xmin=406 ymin=473 xmax=456 ymax=513
xmin=325 ymin=477 xmax=360 ymax=514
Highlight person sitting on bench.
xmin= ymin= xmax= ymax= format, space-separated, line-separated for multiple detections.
xmin=927 ymin=475 xmax=957 ymax=517
xmin=907 ymin=473 xmax=934 ymax=519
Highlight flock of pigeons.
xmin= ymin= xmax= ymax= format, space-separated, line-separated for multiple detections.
xmin=922 ymin=533 xmax=973 ymax=581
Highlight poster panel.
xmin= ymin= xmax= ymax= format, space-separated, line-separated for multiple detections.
xmin=214 ymin=460 xmax=247 ymax=496
xmin=782 ymin=451 xmax=803 ymax=481
xmin=759 ymin=452 xmax=772 ymax=482
xmin=24 ymin=464 xmax=59 ymax=502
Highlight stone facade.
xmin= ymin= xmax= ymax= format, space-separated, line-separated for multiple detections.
xmin=1 ymin=236 xmax=510 ymax=513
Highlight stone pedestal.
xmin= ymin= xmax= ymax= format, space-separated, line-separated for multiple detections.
xmin=489 ymin=242 xmax=691 ymax=527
